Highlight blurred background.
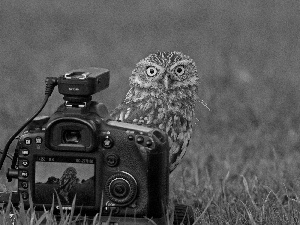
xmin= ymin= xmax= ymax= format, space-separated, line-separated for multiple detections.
xmin=1 ymin=0 xmax=300 ymax=194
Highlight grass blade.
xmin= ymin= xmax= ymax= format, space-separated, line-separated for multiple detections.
xmin=18 ymin=193 xmax=29 ymax=224
xmin=62 ymin=214 xmax=70 ymax=225
xmin=35 ymin=212 xmax=48 ymax=225
xmin=67 ymin=194 xmax=76 ymax=224
xmin=240 ymin=200 xmax=257 ymax=225
xmin=54 ymin=189 xmax=65 ymax=221
xmin=4 ymin=192 xmax=13 ymax=223
xmin=98 ymin=191 xmax=104 ymax=224
xmin=193 ymin=194 xmax=215 ymax=224
xmin=92 ymin=213 xmax=98 ymax=225
xmin=241 ymin=175 xmax=259 ymax=211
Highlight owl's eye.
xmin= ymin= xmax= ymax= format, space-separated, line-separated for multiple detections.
xmin=146 ymin=66 xmax=158 ymax=77
xmin=174 ymin=66 xmax=185 ymax=76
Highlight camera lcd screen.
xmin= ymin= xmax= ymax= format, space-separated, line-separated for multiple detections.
xmin=34 ymin=156 xmax=95 ymax=206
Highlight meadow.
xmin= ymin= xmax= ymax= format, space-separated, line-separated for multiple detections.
xmin=1 ymin=0 xmax=300 ymax=224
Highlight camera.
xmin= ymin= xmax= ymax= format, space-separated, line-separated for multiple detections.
xmin=0 ymin=68 xmax=171 ymax=224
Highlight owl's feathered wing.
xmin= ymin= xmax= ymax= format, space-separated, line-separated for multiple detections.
xmin=111 ymin=87 xmax=155 ymax=123
xmin=110 ymin=87 xmax=195 ymax=173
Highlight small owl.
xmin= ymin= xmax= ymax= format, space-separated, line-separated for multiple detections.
xmin=58 ymin=167 xmax=79 ymax=203
xmin=111 ymin=51 xmax=199 ymax=172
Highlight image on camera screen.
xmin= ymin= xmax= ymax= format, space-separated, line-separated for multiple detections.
xmin=34 ymin=156 xmax=95 ymax=206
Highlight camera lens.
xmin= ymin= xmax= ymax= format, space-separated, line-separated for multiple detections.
xmin=63 ymin=130 xmax=81 ymax=144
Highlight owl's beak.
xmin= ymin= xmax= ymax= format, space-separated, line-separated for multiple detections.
xmin=164 ymin=75 xmax=169 ymax=89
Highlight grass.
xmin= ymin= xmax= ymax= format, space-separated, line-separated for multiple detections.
xmin=2 ymin=149 xmax=300 ymax=224
xmin=167 ymin=130 xmax=300 ymax=224
xmin=169 ymin=162 xmax=300 ymax=224
xmin=0 ymin=189 xmax=117 ymax=225
xmin=0 ymin=189 xmax=174 ymax=225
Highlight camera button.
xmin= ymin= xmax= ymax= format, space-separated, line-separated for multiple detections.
xmin=24 ymin=138 xmax=32 ymax=145
xmin=21 ymin=149 xmax=29 ymax=156
xmin=20 ymin=171 xmax=28 ymax=178
xmin=106 ymin=154 xmax=119 ymax=167
xmin=21 ymin=182 xmax=28 ymax=189
xmin=35 ymin=137 xmax=42 ymax=144
xmin=146 ymin=140 xmax=153 ymax=147
xmin=136 ymin=136 xmax=144 ymax=144
xmin=103 ymin=136 xmax=113 ymax=149
xmin=21 ymin=192 xmax=29 ymax=200
xmin=22 ymin=160 xmax=29 ymax=167
xmin=128 ymin=135 xmax=134 ymax=141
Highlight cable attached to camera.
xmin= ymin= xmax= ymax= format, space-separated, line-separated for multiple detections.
xmin=0 ymin=77 xmax=58 ymax=171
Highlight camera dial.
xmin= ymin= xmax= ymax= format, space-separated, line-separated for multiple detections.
xmin=105 ymin=171 xmax=137 ymax=206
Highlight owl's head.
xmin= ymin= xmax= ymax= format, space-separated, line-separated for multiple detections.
xmin=63 ymin=167 xmax=77 ymax=176
xmin=130 ymin=51 xmax=198 ymax=91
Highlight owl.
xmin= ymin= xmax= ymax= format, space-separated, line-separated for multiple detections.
xmin=58 ymin=167 xmax=79 ymax=203
xmin=110 ymin=51 xmax=199 ymax=172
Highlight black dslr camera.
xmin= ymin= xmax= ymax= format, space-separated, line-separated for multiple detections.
xmin=0 ymin=68 xmax=171 ymax=224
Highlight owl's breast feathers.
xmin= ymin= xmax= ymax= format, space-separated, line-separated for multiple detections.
xmin=110 ymin=87 xmax=196 ymax=172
